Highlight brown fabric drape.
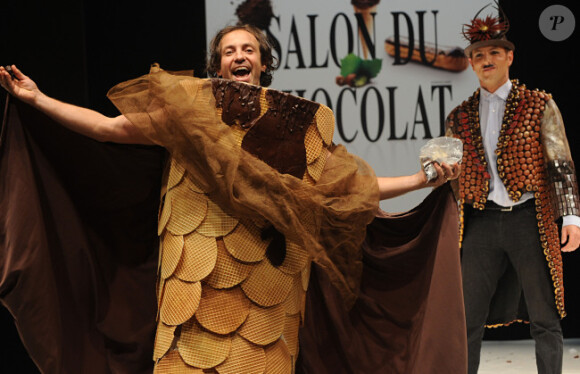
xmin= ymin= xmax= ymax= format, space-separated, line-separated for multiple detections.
xmin=297 ymin=185 xmax=467 ymax=374
xmin=0 ymin=98 xmax=163 ymax=374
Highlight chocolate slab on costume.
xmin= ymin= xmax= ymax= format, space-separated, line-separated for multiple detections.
xmin=1 ymin=64 xmax=466 ymax=373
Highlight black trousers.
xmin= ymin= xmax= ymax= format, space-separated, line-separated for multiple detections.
xmin=462 ymin=202 xmax=563 ymax=374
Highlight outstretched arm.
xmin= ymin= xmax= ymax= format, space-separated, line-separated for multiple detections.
xmin=378 ymin=162 xmax=460 ymax=200
xmin=0 ymin=65 xmax=152 ymax=144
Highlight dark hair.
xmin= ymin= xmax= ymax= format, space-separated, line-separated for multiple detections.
xmin=207 ymin=24 xmax=277 ymax=87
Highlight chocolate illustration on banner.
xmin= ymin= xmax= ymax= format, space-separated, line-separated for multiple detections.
xmin=385 ymin=36 xmax=468 ymax=72
xmin=335 ymin=0 xmax=383 ymax=88
xmin=385 ymin=10 xmax=468 ymax=72
xmin=351 ymin=0 xmax=380 ymax=60
xmin=235 ymin=0 xmax=275 ymax=30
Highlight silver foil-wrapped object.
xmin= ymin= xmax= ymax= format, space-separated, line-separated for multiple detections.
xmin=420 ymin=137 xmax=463 ymax=181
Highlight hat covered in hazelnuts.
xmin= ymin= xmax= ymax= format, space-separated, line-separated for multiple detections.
xmin=462 ymin=1 xmax=514 ymax=57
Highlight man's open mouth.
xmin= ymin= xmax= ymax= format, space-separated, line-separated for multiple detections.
xmin=233 ymin=67 xmax=250 ymax=77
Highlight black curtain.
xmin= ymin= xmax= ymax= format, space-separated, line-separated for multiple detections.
xmin=0 ymin=2 xmax=206 ymax=372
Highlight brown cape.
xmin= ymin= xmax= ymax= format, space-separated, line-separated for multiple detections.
xmin=0 ymin=97 xmax=466 ymax=374
xmin=297 ymin=186 xmax=466 ymax=374
xmin=0 ymin=98 xmax=163 ymax=373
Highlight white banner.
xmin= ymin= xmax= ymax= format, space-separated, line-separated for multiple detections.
xmin=205 ymin=0 xmax=487 ymax=211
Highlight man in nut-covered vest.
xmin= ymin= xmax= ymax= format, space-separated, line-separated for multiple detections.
xmin=445 ymin=4 xmax=580 ymax=374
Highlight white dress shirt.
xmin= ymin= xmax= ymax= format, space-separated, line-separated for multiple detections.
xmin=479 ymin=80 xmax=580 ymax=228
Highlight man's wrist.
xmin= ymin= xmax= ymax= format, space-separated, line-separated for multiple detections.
xmin=562 ymin=215 xmax=580 ymax=228
xmin=416 ymin=170 xmax=428 ymax=188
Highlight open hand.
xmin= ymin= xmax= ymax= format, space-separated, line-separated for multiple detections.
xmin=0 ymin=65 xmax=39 ymax=103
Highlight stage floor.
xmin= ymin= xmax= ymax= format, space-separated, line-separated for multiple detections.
xmin=479 ymin=338 xmax=580 ymax=373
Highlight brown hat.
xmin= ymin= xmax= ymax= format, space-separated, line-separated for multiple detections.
xmin=463 ymin=2 xmax=514 ymax=56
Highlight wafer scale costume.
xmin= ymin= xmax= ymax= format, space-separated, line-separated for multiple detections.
xmin=107 ymin=65 xmax=379 ymax=372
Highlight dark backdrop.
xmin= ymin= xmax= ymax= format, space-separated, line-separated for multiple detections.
xmin=0 ymin=0 xmax=577 ymax=372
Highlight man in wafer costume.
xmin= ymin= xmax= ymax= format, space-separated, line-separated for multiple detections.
xmin=445 ymin=4 xmax=580 ymax=374
xmin=1 ymin=24 xmax=464 ymax=373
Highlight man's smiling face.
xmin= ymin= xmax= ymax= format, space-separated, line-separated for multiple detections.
xmin=217 ymin=29 xmax=266 ymax=86
xmin=469 ymin=45 xmax=513 ymax=93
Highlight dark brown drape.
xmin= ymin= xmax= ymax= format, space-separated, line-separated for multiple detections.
xmin=297 ymin=184 xmax=467 ymax=374
xmin=0 ymin=98 xmax=163 ymax=374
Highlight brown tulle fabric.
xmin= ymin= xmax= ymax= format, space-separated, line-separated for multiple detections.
xmin=107 ymin=65 xmax=380 ymax=305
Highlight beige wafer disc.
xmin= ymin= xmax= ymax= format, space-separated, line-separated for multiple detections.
xmin=238 ymin=303 xmax=285 ymax=346
xmin=241 ymin=260 xmax=293 ymax=307
xmin=306 ymin=153 xmax=326 ymax=182
xmin=231 ymin=124 xmax=245 ymax=148
xmin=167 ymin=158 xmax=186 ymax=192
xmin=205 ymin=239 xmax=253 ymax=289
xmin=215 ymin=335 xmax=266 ymax=374
xmin=301 ymin=263 xmax=311 ymax=292
xmin=296 ymin=207 xmax=317 ymax=237
xmin=159 ymin=277 xmax=202 ymax=326
xmin=258 ymin=90 xmax=268 ymax=116
xmin=315 ymin=105 xmax=335 ymax=145
xmin=197 ymin=200 xmax=239 ymax=237
xmin=178 ymin=319 xmax=231 ymax=369
xmin=153 ymin=320 xmax=177 ymax=360
xmin=281 ymin=313 xmax=301 ymax=357
xmin=304 ymin=123 xmax=323 ymax=165
xmin=160 ymin=234 xmax=185 ymax=279
xmin=160 ymin=169 xmax=168 ymax=200
xmin=174 ymin=232 xmax=218 ymax=282
xmin=166 ymin=185 xmax=208 ymax=236
xmin=157 ymin=239 xmax=164 ymax=273
xmin=222 ymin=220 xmax=267 ymax=263
xmin=182 ymin=172 xmax=208 ymax=194
xmin=179 ymin=79 xmax=201 ymax=97
xmin=157 ymin=277 xmax=165 ymax=312
xmin=302 ymin=173 xmax=316 ymax=186
xmin=264 ymin=339 xmax=292 ymax=374
xmin=278 ymin=240 xmax=309 ymax=275
xmin=195 ymin=286 xmax=251 ymax=335
xmin=282 ymin=275 xmax=306 ymax=316
xmin=158 ymin=197 xmax=172 ymax=235
xmin=154 ymin=350 xmax=204 ymax=374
